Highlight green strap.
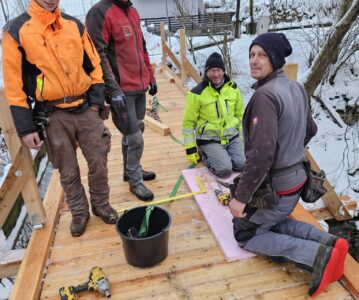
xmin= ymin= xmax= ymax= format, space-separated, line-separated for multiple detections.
xmin=138 ymin=206 xmax=154 ymax=238
xmin=169 ymin=163 xmax=196 ymax=197
xmin=170 ymin=134 xmax=184 ymax=146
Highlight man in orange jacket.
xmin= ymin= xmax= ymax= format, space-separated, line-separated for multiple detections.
xmin=2 ymin=0 xmax=118 ymax=237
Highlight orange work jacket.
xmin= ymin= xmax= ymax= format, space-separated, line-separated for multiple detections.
xmin=2 ymin=0 xmax=105 ymax=136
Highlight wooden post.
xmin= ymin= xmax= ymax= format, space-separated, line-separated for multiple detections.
xmin=179 ymin=28 xmax=187 ymax=84
xmin=160 ymin=22 xmax=166 ymax=65
xmin=283 ymin=63 xmax=299 ymax=81
xmin=0 ymin=91 xmax=46 ymax=228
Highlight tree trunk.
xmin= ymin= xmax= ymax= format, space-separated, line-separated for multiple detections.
xmin=303 ymin=0 xmax=359 ymax=97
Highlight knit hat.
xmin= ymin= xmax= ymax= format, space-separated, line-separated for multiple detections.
xmin=205 ymin=52 xmax=225 ymax=72
xmin=249 ymin=32 xmax=292 ymax=70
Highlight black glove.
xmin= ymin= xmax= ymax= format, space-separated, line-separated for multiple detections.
xmin=110 ymin=92 xmax=128 ymax=134
xmin=149 ymin=81 xmax=157 ymax=96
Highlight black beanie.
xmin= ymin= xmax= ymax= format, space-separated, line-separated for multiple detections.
xmin=205 ymin=52 xmax=225 ymax=72
xmin=249 ymin=32 xmax=292 ymax=70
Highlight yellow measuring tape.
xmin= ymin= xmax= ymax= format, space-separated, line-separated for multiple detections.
xmin=117 ymin=176 xmax=206 ymax=213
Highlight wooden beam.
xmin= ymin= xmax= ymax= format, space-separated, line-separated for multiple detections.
xmin=305 ymin=148 xmax=351 ymax=221
xmin=163 ymin=69 xmax=176 ymax=83
xmin=0 ymin=249 xmax=25 ymax=278
xmin=179 ymin=28 xmax=187 ymax=83
xmin=0 ymin=90 xmax=21 ymax=160
xmin=10 ymin=170 xmax=64 ymax=300
xmin=144 ymin=115 xmax=171 ymax=136
xmin=163 ymin=44 xmax=181 ymax=69
xmin=21 ymin=145 xmax=46 ymax=227
xmin=0 ymin=147 xmax=31 ymax=229
xmin=160 ymin=22 xmax=166 ymax=65
xmin=162 ymin=65 xmax=189 ymax=95
xmin=184 ymin=58 xmax=202 ymax=84
xmin=291 ymin=204 xmax=359 ymax=299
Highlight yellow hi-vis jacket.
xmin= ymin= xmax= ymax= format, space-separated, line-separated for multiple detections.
xmin=182 ymin=75 xmax=244 ymax=154
xmin=2 ymin=0 xmax=105 ymax=136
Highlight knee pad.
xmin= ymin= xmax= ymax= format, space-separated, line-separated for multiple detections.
xmin=232 ymin=217 xmax=259 ymax=244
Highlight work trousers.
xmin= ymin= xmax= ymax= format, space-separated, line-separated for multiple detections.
xmin=121 ymin=93 xmax=146 ymax=186
xmin=233 ymin=193 xmax=332 ymax=269
xmin=199 ymin=136 xmax=245 ymax=178
xmin=46 ymin=108 xmax=111 ymax=215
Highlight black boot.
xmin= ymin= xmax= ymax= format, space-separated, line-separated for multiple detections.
xmin=130 ymin=183 xmax=154 ymax=201
xmin=308 ymin=245 xmax=339 ymax=297
xmin=70 ymin=212 xmax=90 ymax=237
xmin=92 ymin=204 xmax=118 ymax=224
xmin=123 ymin=170 xmax=156 ymax=182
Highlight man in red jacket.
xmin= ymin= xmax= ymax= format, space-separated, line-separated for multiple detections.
xmin=86 ymin=0 xmax=157 ymax=201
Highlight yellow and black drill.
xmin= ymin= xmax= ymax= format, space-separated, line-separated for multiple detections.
xmin=214 ymin=189 xmax=231 ymax=206
xmin=59 ymin=266 xmax=111 ymax=299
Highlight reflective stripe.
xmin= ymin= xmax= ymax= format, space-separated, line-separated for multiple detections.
xmin=182 ymin=128 xmax=193 ymax=135
xmin=195 ymin=126 xmax=238 ymax=138
xmin=184 ymin=136 xmax=195 ymax=144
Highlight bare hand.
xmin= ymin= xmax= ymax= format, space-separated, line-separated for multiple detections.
xmin=229 ymin=199 xmax=247 ymax=218
xmin=22 ymin=132 xmax=42 ymax=150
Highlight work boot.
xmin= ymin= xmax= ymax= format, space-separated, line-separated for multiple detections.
xmin=308 ymin=245 xmax=339 ymax=297
xmin=129 ymin=183 xmax=154 ymax=201
xmin=325 ymin=236 xmax=349 ymax=281
xmin=70 ymin=212 xmax=90 ymax=237
xmin=92 ymin=204 xmax=118 ymax=224
xmin=123 ymin=170 xmax=156 ymax=182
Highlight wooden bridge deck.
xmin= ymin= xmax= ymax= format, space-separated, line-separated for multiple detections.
xmin=10 ymin=66 xmax=358 ymax=299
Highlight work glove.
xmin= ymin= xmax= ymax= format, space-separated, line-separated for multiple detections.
xmin=111 ymin=91 xmax=129 ymax=134
xmin=186 ymin=152 xmax=201 ymax=164
xmin=149 ymin=80 xmax=157 ymax=96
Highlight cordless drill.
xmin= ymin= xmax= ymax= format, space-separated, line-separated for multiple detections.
xmin=59 ymin=266 xmax=111 ymax=299
xmin=214 ymin=189 xmax=231 ymax=206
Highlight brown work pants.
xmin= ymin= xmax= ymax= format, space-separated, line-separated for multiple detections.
xmin=46 ymin=108 xmax=111 ymax=215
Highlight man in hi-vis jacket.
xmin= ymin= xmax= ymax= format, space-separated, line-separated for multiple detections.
xmin=2 ymin=0 xmax=118 ymax=237
xmin=86 ymin=0 xmax=157 ymax=201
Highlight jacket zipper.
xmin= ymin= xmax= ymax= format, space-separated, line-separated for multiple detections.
xmin=126 ymin=10 xmax=144 ymax=90
xmin=215 ymin=102 xmax=220 ymax=118
xmin=225 ymin=99 xmax=229 ymax=112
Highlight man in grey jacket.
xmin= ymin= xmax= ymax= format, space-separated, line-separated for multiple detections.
xmin=229 ymin=32 xmax=349 ymax=297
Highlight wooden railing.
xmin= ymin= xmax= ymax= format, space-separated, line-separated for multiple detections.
xmin=0 ymin=90 xmax=46 ymax=277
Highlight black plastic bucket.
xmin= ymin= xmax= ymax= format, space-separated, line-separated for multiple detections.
xmin=116 ymin=206 xmax=171 ymax=268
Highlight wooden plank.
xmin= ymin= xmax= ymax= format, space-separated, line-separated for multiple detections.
xmin=0 ymin=148 xmax=31 ymax=229
xmin=163 ymin=69 xmax=176 ymax=83
xmin=20 ymin=145 xmax=46 ymax=227
xmin=160 ymin=22 xmax=166 ymax=65
xmin=0 ymin=90 xmax=22 ymax=160
xmin=10 ymin=170 xmax=64 ymax=300
xmin=163 ymin=44 xmax=181 ymax=69
xmin=291 ymin=203 xmax=359 ymax=299
xmin=144 ymin=115 xmax=171 ymax=136
xmin=162 ymin=65 xmax=188 ymax=95
xmin=305 ymin=148 xmax=352 ymax=221
xmin=179 ymin=29 xmax=187 ymax=83
xmin=0 ymin=249 xmax=25 ymax=278
xmin=184 ymin=58 xmax=202 ymax=84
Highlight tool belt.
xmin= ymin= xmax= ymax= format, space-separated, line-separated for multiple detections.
xmin=197 ymin=133 xmax=239 ymax=146
xmin=44 ymin=94 xmax=85 ymax=106
xmin=299 ymin=160 xmax=327 ymax=203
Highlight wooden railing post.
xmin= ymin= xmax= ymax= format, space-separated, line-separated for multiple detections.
xmin=179 ymin=28 xmax=187 ymax=83
xmin=160 ymin=22 xmax=166 ymax=65
xmin=0 ymin=91 xmax=46 ymax=229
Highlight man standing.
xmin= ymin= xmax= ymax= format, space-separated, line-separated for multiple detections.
xmin=86 ymin=0 xmax=156 ymax=201
xmin=2 ymin=0 xmax=118 ymax=237
xmin=229 ymin=32 xmax=349 ymax=297
xmin=182 ymin=52 xmax=245 ymax=177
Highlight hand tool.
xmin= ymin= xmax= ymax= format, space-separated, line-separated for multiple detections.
xmin=214 ymin=188 xmax=231 ymax=206
xmin=59 ymin=266 xmax=111 ymax=299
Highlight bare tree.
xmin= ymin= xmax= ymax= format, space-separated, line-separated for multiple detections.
xmin=303 ymin=0 xmax=359 ymax=97
xmin=173 ymin=0 xmax=233 ymax=76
